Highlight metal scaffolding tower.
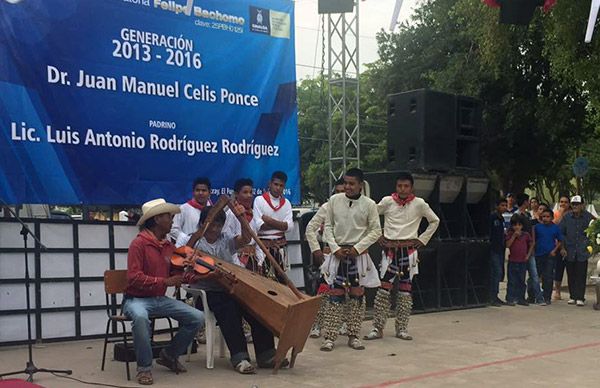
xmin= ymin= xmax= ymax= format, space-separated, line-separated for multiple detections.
xmin=326 ymin=1 xmax=360 ymax=190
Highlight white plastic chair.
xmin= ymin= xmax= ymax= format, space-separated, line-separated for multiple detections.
xmin=181 ymin=286 xmax=225 ymax=369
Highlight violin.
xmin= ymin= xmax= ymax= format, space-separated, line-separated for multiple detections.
xmin=171 ymin=245 xmax=237 ymax=288
xmin=171 ymin=246 xmax=217 ymax=275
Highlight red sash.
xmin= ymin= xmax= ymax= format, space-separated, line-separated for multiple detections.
xmin=262 ymin=192 xmax=286 ymax=211
xmin=237 ymin=198 xmax=254 ymax=222
xmin=244 ymin=207 xmax=253 ymax=223
xmin=186 ymin=198 xmax=212 ymax=211
xmin=391 ymin=193 xmax=415 ymax=207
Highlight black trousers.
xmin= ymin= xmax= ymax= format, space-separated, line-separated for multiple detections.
xmin=199 ymin=291 xmax=275 ymax=366
xmin=565 ymin=261 xmax=588 ymax=301
xmin=554 ymin=256 xmax=567 ymax=282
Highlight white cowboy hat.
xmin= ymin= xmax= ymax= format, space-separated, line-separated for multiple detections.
xmin=137 ymin=198 xmax=180 ymax=226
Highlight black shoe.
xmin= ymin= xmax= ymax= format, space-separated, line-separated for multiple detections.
xmin=495 ymin=297 xmax=507 ymax=305
xmin=505 ymin=301 xmax=516 ymax=306
xmin=517 ymin=300 xmax=529 ymax=306
xmin=491 ymin=300 xmax=502 ymax=307
xmin=257 ymin=356 xmax=290 ymax=369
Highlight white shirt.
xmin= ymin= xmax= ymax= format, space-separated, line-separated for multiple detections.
xmin=305 ymin=203 xmax=328 ymax=253
xmin=324 ymin=193 xmax=381 ymax=254
xmin=170 ymin=202 xmax=201 ymax=242
xmin=223 ymin=208 xmax=265 ymax=266
xmin=252 ymin=193 xmax=293 ymax=240
xmin=377 ymin=196 xmax=440 ymax=245
xmin=169 ymin=200 xmax=212 ymax=242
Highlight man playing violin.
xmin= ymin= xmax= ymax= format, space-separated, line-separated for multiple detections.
xmin=176 ymin=206 xmax=288 ymax=374
xmin=123 ymin=199 xmax=204 ymax=385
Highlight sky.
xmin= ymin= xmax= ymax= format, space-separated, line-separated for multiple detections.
xmin=293 ymin=0 xmax=422 ymax=80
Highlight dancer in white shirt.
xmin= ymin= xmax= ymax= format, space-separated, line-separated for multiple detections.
xmin=320 ymin=168 xmax=381 ymax=352
xmin=305 ymin=179 xmax=345 ymax=338
xmin=170 ymin=177 xmax=213 ymax=242
xmin=223 ymin=178 xmax=264 ymax=272
xmin=252 ymin=171 xmax=293 ymax=282
xmin=364 ymin=172 xmax=439 ymax=341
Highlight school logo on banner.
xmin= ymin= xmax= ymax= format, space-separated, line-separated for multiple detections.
xmin=249 ymin=5 xmax=290 ymax=39
xmin=250 ymin=6 xmax=270 ymax=35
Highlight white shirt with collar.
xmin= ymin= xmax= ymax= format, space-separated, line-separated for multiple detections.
xmin=305 ymin=203 xmax=328 ymax=253
xmin=252 ymin=192 xmax=293 ymax=240
xmin=377 ymin=196 xmax=440 ymax=245
xmin=321 ymin=193 xmax=382 ymax=288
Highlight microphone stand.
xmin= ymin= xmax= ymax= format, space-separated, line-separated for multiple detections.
xmin=0 ymin=199 xmax=72 ymax=382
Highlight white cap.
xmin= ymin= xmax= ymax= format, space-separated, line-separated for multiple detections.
xmin=570 ymin=195 xmax=582 ymax=204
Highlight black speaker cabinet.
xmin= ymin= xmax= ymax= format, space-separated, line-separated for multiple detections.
xmin=455 ymin=96 xmax=481 ymax=169
xmin=387 ymin=89 xmax=481 ymax=172
xmin=387 ymin=90 xmax=456 ymax=172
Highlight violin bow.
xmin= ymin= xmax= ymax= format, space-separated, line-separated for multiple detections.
xmin=221 ymin=194 xmax=305 ymax=300
xmin=180 ymin=196 xmax=231 ymax=273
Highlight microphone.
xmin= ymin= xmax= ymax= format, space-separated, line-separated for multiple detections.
xmin=349 ymin=201 xmax=353 ymax=208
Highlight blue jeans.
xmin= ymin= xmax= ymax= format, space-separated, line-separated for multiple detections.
xmin=535 ymin=254 xmax=556 ymax=303
xmin=122 ymin=296 xmax=204 ymax=372
xmin=489 ymin=251 xmax=504 ymax=300
xmin=506 ymin=262 xmax=527 ymax=303
xmin=526 ymin=256 xmax=544 ymax=303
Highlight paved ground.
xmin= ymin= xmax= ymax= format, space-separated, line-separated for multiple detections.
xmin=1 ymin=288 xmax=600 ymax=388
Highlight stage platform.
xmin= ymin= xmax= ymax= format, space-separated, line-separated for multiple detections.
xmin=1 ymin=286 xmax=600 ymax=387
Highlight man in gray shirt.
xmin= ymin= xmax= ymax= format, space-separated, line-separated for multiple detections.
xmin=559 ymin=196 xmax=596 ymax=306
xmin=177 ymin=207 xmax=286 ymax=373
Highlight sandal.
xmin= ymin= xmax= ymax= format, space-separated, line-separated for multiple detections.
xmin=234 ymin=360 xmax=256 ymax=374
xmin=347 ymin=337 xmax=365 ymax=350
xmin=309 ymin=325 xmax=321 ymax=338
xmin=156 ymin=349 xmax=187 ymax=373
xmin=320 ymin=339 xmax=334 ymax=352
xmin=363 ymin=328 xmax=382 ymax=341
xmin=396 ymin=331 xmax=413 ymax=341
xmin=136 ymin=371 xmax=153 ymax=385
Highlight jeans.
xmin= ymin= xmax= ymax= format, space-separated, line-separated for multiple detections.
xmin=122 ymin=296 xmax=204 ymax=372
xmin=489 ymin=251 xmax=504 ymax=300
xmin=535 ymin=254 xmax=556 ymax=303
xmin=202 ymin=291 xmax=276 ymax=367
xmin=566 ymin=260 xmax=588 ymax=301
xmin=506 ymin=262 xmax=527 ymax=303
xmin=526 ymin=257 xmax=544 ymax=303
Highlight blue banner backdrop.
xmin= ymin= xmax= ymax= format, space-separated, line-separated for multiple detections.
xmin=0 ymin=0 xmax=299 ymax=205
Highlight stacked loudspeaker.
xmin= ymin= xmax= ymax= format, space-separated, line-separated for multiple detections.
xmin=365 ymin=89 xmax=492 ymax=312
xmin=387 ymin=89 xmax=481 ymax=172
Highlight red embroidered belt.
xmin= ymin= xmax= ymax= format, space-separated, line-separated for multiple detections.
xmin=259 ymin=237 xmax=287 ymax=249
